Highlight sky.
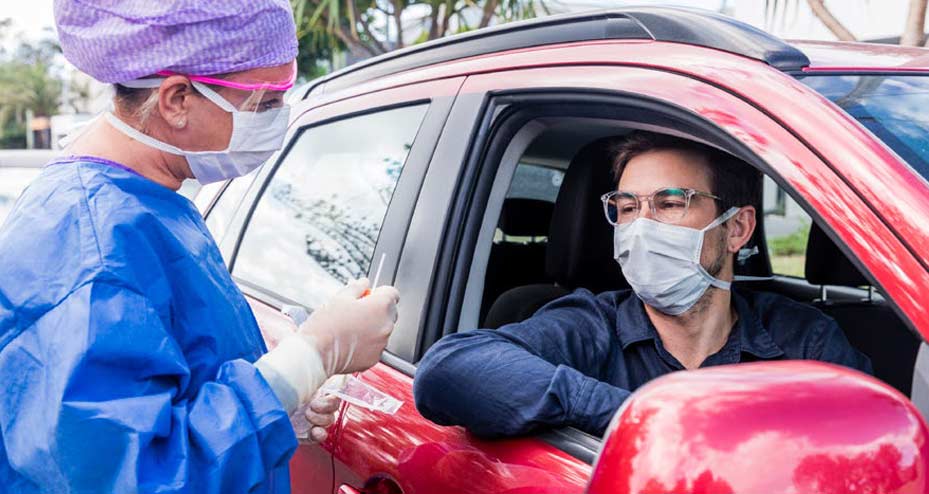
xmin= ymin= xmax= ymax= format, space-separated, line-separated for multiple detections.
xmin=1 ymin=0 xmax=56 ymax=50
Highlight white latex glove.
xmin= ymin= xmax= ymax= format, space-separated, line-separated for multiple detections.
xmin=255 ymin=278 xmax=399 ymax=413
xmin=303 ymin=278 xmax=400 ymax=376
xmin=305 ymin=394 xmax=341 ymax=442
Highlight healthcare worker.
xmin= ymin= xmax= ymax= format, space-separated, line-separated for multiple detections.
xmin=0 ymin=1 xmax=400 ymax=493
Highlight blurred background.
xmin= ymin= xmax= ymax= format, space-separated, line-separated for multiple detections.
xmin=2 ymin=0 xmax=928 ymax=151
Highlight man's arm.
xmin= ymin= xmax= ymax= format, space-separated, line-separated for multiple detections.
xmin=413 ymin=290 xmax=630 ymax=437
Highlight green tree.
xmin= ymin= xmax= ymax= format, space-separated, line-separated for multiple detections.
xmin=292 ymin=0 xmax=547 ymax=76
xmin=0 ymin=27 xmax=63 ymax=148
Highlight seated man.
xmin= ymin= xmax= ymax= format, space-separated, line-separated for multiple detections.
xmin=413 ymin=131 xmax=872 ymax=438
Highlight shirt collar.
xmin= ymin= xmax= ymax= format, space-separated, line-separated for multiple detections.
xmin=614 ymin=290 xmax=785 ymax=359
xmin=731 ymin=290 xmax=785 ymax=359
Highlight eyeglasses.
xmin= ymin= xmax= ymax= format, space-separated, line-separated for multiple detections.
xmin=601 ymin=187 xmax=722 ymax=226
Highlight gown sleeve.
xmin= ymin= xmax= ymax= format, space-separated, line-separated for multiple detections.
xmin=0 ymin=279 xmax=297 ymax=494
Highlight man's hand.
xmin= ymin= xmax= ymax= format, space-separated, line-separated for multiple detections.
xmin=306 ymin=394 xmax=341 ymax=442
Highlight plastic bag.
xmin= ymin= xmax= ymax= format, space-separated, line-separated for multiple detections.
xmin=320 ymin=375 xmax=403 ymax=415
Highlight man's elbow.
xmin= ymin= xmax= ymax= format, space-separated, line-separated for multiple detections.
xmin=413 ymin=336 xmax=472 ymax=425
xmin=413 ymin=336 xmax=530 ymax=438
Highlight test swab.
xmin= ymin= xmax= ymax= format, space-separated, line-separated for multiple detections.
xmin=362 ymin=253 xmax=387 ymax=297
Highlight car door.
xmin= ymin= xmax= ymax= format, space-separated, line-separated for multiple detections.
xmin=207 ymin=77 xmax=463 ymax=494
xmin=326 ymin=83 xmax=597 ymax=494
xmin=332 ymin=60 xmax=929 ymax=494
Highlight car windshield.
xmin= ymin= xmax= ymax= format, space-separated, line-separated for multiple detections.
xmin=798 ymin=74 xmax=929 ymax=185
xmin=0 ymin=168 xmax=41 ymax=224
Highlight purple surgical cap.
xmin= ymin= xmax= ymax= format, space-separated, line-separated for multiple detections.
xmin=54 ymin=0 xmax=298 ymax=84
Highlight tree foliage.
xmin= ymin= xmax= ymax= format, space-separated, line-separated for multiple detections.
xmin=0 ymin=21 xmax=63 ymax=147
xmin=291 ymin=0 xmax=547 ymax=75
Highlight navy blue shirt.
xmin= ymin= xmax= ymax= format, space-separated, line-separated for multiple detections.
xmin=413 ymin=289 xmax=872 ymax=438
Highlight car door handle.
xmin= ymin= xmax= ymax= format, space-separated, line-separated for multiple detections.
xmin=338 ymin=485 xmax=362 ymax=494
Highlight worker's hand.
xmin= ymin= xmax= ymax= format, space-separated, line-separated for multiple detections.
xmin=300 ymin=278 xmax=400 ymax=376
xmin=306 ymin=394 xmax=341 ymax=442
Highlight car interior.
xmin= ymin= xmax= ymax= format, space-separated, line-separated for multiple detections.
xmin=464 ymin=116 xmax=922 ymax=407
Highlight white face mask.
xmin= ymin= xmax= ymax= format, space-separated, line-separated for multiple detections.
xmin=613 ymin=207 xmax=740 ymax=315
xmin=104 ymin=81 xmax=290 ymax=185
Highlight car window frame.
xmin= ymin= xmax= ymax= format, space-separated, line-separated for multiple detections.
xmin=229 ymin=103 xmax=431 ymax=309
xmin=215 ymin=77 xmax=465 ymax=363
xmin=227 ymin=101 xmax=434 ymax=308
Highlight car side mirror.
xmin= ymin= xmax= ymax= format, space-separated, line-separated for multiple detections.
xmin=588 ymin=361 xmax=929 ymax=494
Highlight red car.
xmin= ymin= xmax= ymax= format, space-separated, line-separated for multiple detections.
xmin=193 ymin=7 xmax=929 ymax=493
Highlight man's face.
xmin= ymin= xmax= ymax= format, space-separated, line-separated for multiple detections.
xmin=616 ymin=148 xmax=729 ymax=276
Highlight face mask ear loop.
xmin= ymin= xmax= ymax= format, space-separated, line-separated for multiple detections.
xmin=694 ymin=206 xmax=742 ymax=290
xmin=104 ymin=112 xmax=187 ymax=156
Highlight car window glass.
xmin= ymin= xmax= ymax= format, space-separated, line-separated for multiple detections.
xmin=204 ymin=174 xmax=259 ymax=247
xmin=194 ymin=181 xmax=225 ymax=214
xmin=799 ymin=74 xmax=929 ymax=186
xmin=234 ymin=105 xmax=428 ymax=308
xmin=0 ymin=168 xmax=41 ymax=225
xmin=763 ymin=176 xmax=810 ymax=278
xmin=506 ymin=163 xmax=564 ymax=202
xmin=495 ymin=163 xmax=564 ymax=243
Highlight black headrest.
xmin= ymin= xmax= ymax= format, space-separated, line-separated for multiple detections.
xmin=805 ymin=222 xmax=868 ymax=287
xmin=498 ymin=198 xmax=554 ymax=237
xmin=546 ymin=137 xmax=628 ymax=293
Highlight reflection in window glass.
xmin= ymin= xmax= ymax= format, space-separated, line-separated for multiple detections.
xmin=800 ymin=74 xmax=929 ymax=184
xmin=0 ymin=168 xmax=41 ymax=225
xmin=234 ymin=105 xmax=428 ymax=309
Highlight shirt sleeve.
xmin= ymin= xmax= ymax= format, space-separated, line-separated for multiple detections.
xmin=0 ymin=280 xmax=297 ymax=493
xmin=813 ymin=317 xmax=874 ymax=375
xmin=413 ymin=290 xmax=630 ymax=438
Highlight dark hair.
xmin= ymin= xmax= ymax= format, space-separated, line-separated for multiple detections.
xmin=610 ymin=131 xmax=761 ymax=214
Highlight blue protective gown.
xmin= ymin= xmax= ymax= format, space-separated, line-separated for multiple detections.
xmin=0 ymin=157 xmax=297 ymax=493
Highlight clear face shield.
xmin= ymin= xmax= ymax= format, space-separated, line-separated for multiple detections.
xmin=109 ymin=61 xmax=297 ymax=184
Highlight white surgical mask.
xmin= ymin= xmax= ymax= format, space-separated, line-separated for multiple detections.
xmin=613 ymin=207 xmax=740 ymax=315
xmin=104 ymin=81 xmax=290 ymax=185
